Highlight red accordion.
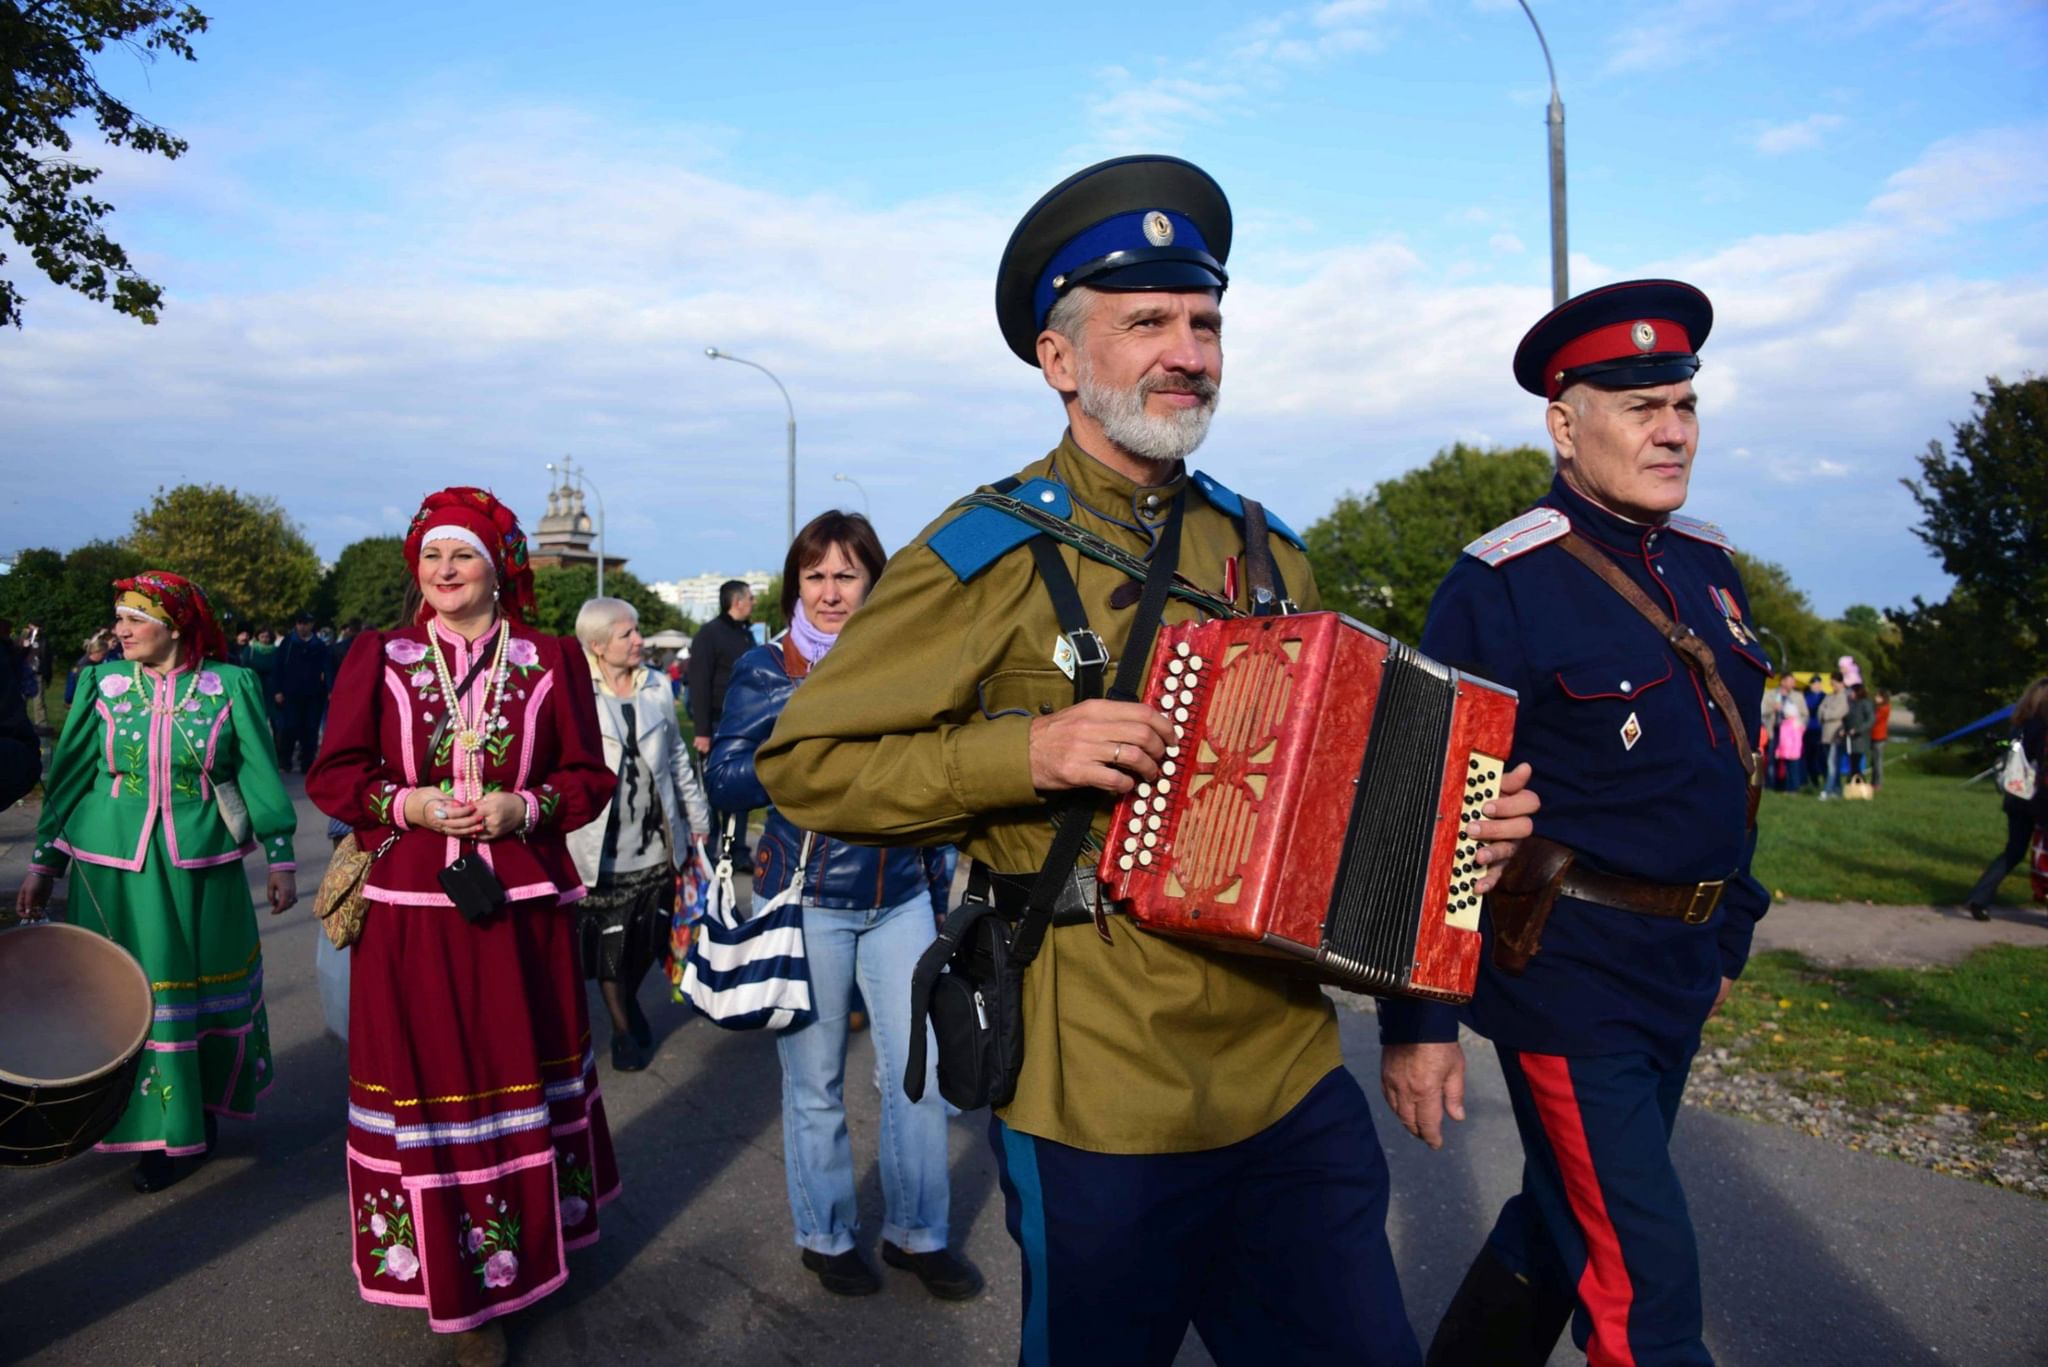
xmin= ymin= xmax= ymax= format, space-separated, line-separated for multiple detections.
xmin=1096 ymin=612 xmax=1517 ymax=1003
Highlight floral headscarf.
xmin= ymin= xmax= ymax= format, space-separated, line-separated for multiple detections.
xmin=402 ymin=487 xmax=535 ymax=625
xmin=111 ymin=571 xmax=228 ymax=664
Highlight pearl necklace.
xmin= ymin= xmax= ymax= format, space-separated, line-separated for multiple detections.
xmin=134 ymin=662 xmax=188 ymax=716
xmin=427 ymin=620 xmax=512 ymax=800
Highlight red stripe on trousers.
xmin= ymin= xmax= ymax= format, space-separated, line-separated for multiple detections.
xmin=1520 ymin=1051 xmax=1638 ymax=1367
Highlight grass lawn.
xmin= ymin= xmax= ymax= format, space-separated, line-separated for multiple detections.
xmin=1704 ymin=947 xmax=2048 ymax=1142
xmin=1751 ymin=763 xmax=2019 ymax=906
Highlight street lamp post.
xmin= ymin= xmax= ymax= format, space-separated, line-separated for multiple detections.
xmin=1517 ymin=0 xmax=1568 ymax=306
xmin=833 ymin=472 xmax=870 ymax=516
xmin=705 ymin=347 xmax=797 ymax=546
xmin=546 ymin=456 xmax=607 ymax=597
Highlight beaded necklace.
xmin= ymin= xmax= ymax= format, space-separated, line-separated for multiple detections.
xmin=426 ymin=620 xmax=512 ymax=800
xmin=134 ymin=661 xmax=189 ymax=716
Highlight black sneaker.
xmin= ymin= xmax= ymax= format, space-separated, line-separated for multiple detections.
xmin=801 ymin=1247 xmax=881 ymax=1296
xmin=1968 ymin=903 xmax=1992 ymax=922
xmin=610 ymin=1034 xmax=646 ymax=1072
xmin=881 ymin=1242 xmax=985 ymax=1301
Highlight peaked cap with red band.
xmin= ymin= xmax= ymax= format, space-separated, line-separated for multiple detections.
xmin=1513 ymin=278 xmax=1713 ymax=399
xmin=403 ymin=487 xmax=536 ymax=624
xmin=112 ymin=570 xmax=228 ymax=664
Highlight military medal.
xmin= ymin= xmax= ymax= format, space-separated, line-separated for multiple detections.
xmin=1709 ymin=586 xmax=1753 ymax=645
xmin=1620 ymin=711 xmax=1643 ymax=751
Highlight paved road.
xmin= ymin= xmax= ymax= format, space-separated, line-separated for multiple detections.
xmin=1754 ymin=896 xmax=2048 ymax=968
xmin=4 ymin=782 xmax=2047 ymax=1365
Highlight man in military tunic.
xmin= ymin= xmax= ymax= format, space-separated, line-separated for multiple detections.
xmin=1378 ymin=281 xmax=1771 ymax=1367
xmin=756 ymin=155 xmax=1538 ymax=1365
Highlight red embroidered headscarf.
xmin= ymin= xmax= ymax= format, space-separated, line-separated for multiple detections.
xmin=112 ymin=571 xmax=229 ymax=664
xmin=403 ymin=487 xmax=536 ymax=625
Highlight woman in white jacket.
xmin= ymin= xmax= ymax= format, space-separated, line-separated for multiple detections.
xmin=569 ymin=598 xmax=711 ymax=1071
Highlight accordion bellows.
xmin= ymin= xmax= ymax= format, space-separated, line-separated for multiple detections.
xmin=1097 ymin=612 xmax=1518 ymax=1003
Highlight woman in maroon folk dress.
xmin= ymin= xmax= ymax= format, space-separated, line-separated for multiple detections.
xmin=308 ymin=488 xmax=618 ymax=1359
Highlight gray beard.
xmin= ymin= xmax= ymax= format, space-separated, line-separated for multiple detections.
xmin=1076 ymin=359 xmax=1219 ymax=466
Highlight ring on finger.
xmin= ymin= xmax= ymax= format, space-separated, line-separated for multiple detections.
xmin=1111 ymin=743 xmax=1124 ymax=767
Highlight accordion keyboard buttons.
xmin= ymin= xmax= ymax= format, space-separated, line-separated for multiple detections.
xmin=1445 ymin=752 xmax=1507 ymax=932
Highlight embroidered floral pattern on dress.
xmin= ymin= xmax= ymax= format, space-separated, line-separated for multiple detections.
xmin=457 ymin=1196 xmax=522 ymax=1289
xmin=98 ymin=674 xmax=132 ymax=699
xmin=361 ymin=1189 xmax=419 ymax=1282
xmin=195 ymin=671 xmax=223 ymax=696
xmin=384 ymin=638 xmax=428 ymax=666
xmin=557 ymin=1147 xmax=595 ymax=1228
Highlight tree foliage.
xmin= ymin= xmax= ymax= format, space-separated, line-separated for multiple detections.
xmin=0 ymin=539 xmax=145 ymax=661
xmin=528 ymin=564 xmax=684 ymax=640
xmin=1891 ymin=376 xmax=2048 ymax=738
xmin=1302 ymin=443 xmax=1552 ymax=644
xmin=0 ymin=2 xmax=209 ymax=327
xmin=319 ymin=536 xmax=409 ymax=629
xmin=125 ymin=483 xmax=321 ymax=629
xmin=1729 ymin=554 xmax=1896 ymax=683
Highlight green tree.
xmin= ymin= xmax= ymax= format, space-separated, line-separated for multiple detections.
xmin=1891 ymin=377 xmax=2048 ymax=737
xmin=0 ymin=540 xmax=146 ymax=664
xmin=1303 ymin=443 xmax=1552 ymax=643
xmin=754 ymin=576 xmax=786 ymax=638
xmin=528 ymin=565 xmax=683 ymax=639
xmin=126 ymin=483 xmax=321 ymax=630
xmin=0 ymin=2 xmax=209 ymax=327
xmin=320 ymin=536 xmax=410 ymax=629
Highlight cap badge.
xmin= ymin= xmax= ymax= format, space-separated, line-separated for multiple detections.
xmin=1142 ymin=211 xmax=1175 ymax=247
xmin=1631 ymin=321 xmax=1658 ymax=353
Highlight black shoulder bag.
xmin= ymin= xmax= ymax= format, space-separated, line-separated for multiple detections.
xmin=905 ymin=493 xmax=1186 ymax=1110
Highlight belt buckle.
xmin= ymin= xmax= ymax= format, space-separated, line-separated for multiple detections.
xmin=1066 ymin=629 xmax=1109 ymax=674
xmin=1684 ymin=880 xmax=1725 ymax=924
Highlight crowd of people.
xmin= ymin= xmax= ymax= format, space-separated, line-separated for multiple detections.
xmin=1759 ymin=667 xmax=1890 ymax=798
xmin=3 ymin=150 xmax=2044 ymax=1367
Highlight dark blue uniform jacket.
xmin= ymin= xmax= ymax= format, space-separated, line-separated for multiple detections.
xmin=706 ymin=641 xmax=952 ymax=917
xmin=1378 ymin=477 xmax=1771 ymax=1064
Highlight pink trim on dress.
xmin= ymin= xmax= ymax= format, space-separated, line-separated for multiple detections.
xmin=348 ymin=1143 xmax=405 ymax=1175
xmin=57 ymin=837 xmax=148 ymax=874
xmin=360 ymin=880 xmax=572 ymax=908
xmin=512 ymin=670 xmax=555 ymax=791
xmin=203 ymin=703 xmax=230 ymax=771
xmin=96 ymin=1138 xmax=210 ymax=1157
xmin=383 ymin=669 xmax=419 ymax=784
xmin=401 ymin=1145 xmax=554 ymax=1190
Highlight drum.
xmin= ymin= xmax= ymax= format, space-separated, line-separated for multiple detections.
xmin=0 ymin=922 xmax=155 ymax=1168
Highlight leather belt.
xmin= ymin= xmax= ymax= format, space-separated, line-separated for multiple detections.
xmin=977 ymin=864 xmax=1102 ymax=928
xmin=1558 ymin=866 xmax=1726 ymax=925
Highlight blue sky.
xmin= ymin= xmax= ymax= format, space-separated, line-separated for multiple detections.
xmin=4 ymin=0 xmax=2045 ymax=624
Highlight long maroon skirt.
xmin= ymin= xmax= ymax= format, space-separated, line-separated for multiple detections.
xmin=344 ymin=894 xmax=620 ymax=1332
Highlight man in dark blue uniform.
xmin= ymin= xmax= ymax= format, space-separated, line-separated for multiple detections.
xmin=1378 ymin=280 xmax=1770 ymax=1367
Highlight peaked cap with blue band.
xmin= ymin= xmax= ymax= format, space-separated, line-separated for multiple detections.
xmin=1512 ymin=278 xmax=1713 ymax=398
xmin=996 ymin=155 xmax=1233 ymax=366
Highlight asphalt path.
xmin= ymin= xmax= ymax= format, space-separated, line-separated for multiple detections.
xmin=3 ymin=780 xmax=2046 ymax=1365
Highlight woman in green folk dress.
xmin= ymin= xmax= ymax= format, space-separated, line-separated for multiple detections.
xmin=14 ymin=572 xmax=298 ymax=1192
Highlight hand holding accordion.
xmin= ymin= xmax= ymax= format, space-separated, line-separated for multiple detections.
xmin=1096 ymin=611 xmax=1518 ymax=1004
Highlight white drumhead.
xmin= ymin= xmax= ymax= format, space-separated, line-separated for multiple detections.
xmin=0 ymin=923 xmax=155 ymax=1087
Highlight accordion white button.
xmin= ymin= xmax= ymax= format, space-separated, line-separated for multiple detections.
xmin=1162 ymin=760 xmax=1177 ymax=776
xmin=1123 ymin=836 xmax=1138 ymax=853
xmin=1138 ymin=849 xmax=1154 ymax=866
xmin=1127 ymin=816 xmax=1143 ymax=831
xmin=1119 ymin=855 xmax=1134 ymax=871
xmin=1146 ymin=815 xmax=1162 ymax=831
xmin=1174 ymin=707 xmax=1189 ymax=722
xmin=1173 ymin=725 xmax=1185 ymax=740
xmin=1166 ymin=745 xmax=1179 ymax=758
xmin=1168 ymin=659 xmax=1185 ymax=676
xmin=1137 ymin=783 xmax=1154 ymax=798
xmin=1189 ymin=655 xmax=1203 ymax=669
xmin=1156 ymin=779 xmax=1172 ymax=795
xmin=1176 ymin=642 xmax=1190 ymax=658
xmin=1143 ymin=832 xmax=1158 ymax=848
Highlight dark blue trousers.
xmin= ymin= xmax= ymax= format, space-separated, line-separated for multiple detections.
xmin=1486 ymin=1049 xmax=1709 ymax=1367
xmin=276 ymin=695 xmax=324 ymax=771
xmin=990 ymin=1066 xmax=1419 ymax=1367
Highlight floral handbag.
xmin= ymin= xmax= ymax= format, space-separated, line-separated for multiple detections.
xmin=314 ymin=831 xmax=397 ymax=949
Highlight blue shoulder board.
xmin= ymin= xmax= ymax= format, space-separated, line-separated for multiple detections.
xmin=1189 ymin=470 xmax=1306 ymax=549
xmin=926 ymin=478 xmax=1073 ymax=582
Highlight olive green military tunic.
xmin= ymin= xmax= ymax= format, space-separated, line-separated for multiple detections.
xmin=756 ymin=435 xmax=1342 ymax=1154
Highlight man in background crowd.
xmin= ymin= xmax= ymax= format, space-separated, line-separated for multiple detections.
xmin=688 ymin=579 xmax=757 ymax=861
xmin=272 ymin=612 xmax=331 ymax=772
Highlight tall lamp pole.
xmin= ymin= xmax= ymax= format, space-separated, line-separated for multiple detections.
xmin=546 ymin=456 xmax=607 ymax=597
xmin=706 ymin=347 xmax=797 ymax=546
xmin=833 ymin=472 xmax=870 ymax=516
xmin=1517 ymin=0 xmax=1568 ymax=306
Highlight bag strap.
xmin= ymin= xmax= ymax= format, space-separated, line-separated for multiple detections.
xmin=1237 ymin=497 xmax=1293 ymax=616
xmin=1555 ymin=533 xmax=1763 ymax=821
xmin=1026 ymin=536 xmax=1107 ymax=704
xmin=954 ymin=491 xmax=1240 ymax=620
xmin=1011 ymin=492 xmax=1186 ymax=967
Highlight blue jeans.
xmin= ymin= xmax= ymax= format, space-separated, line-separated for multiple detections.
xmin=776 ymin=891 xmax=948 ymax=1255
xmin=1822 ymin=740 xmax=1845 ymax=795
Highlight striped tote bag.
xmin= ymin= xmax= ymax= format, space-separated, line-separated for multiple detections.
xmin=680 ymin=824 xmax=815 ymax=1031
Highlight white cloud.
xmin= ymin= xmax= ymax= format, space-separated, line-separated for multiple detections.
xmin=1868 ymin=123 xmax=2048 ymax=228
xmin=1488 ymin=232 xmax=1527 ymax=255
xmin=1754 ymin=113 xmax=1848 ymax=155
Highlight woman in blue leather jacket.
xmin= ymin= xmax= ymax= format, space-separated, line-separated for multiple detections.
xmin=705 ymin=510 xmax=980 ymax=1303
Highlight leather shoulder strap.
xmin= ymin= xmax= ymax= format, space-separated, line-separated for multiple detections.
xmin=1555 ymin=534 xmax=1761 ymax=802
xmin=1237 ymin=497 xmax=1292 ymax=616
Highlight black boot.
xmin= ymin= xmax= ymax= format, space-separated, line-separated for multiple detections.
xmin=1426 ymin=1247 xmax=1575 ymax=1367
